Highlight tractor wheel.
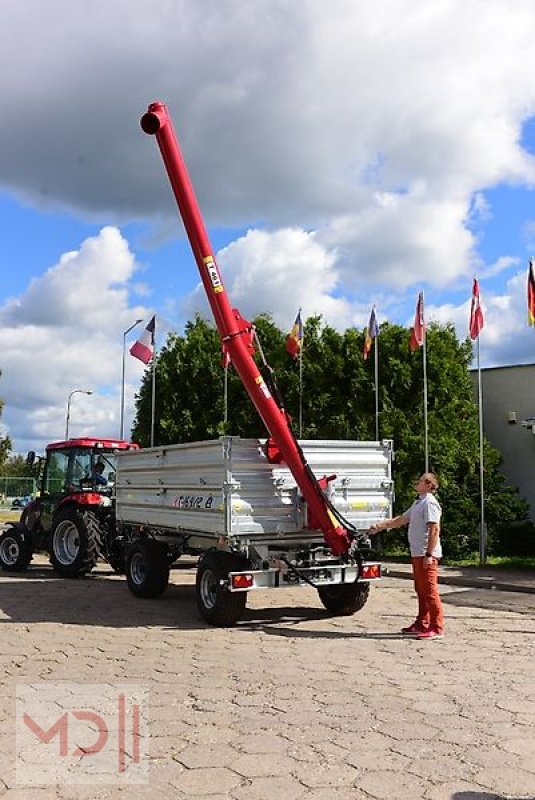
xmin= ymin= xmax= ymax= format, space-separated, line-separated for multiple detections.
xmin=317 ymin=581 xmax=371 ymax=615
xmin=49 ymin=508 xmax=100 ymax=578
xmin=195 ymin=551 xmax=247 ymax=627
xmin=0 ymin=525 xmax=33 ymax=572
xmin=125 ymin=540 xmax=169 ymax=598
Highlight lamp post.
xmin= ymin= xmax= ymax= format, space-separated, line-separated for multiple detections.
xmin=65 ymin=389 xmax=92 ymax=440
xmin=120 ymin=319 xmax=143 ymax=440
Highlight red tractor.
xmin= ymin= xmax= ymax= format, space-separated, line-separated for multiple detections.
xmin=0 ymin=438 xmax=137 ymax=577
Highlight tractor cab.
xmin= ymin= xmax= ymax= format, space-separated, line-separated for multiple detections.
xmin=0 ymin=437 xmax=137 ymax=577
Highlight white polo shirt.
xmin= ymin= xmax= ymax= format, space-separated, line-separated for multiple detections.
xmin=404 ymin=492 xmax=442 ymax=558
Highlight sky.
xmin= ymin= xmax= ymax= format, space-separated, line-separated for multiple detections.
xmin=1 ymin=0 xmax=535 ymax=454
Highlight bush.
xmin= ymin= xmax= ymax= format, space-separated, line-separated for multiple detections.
xmin=491 ymin=519 xmax=535 ymax=557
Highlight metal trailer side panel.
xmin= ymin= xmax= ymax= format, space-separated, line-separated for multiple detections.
xmin=115 ymin=437 xmax=393 ymax=544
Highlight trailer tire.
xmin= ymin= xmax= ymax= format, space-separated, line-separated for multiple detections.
xmin=196 ymin=551 xmax=247 ymax=627
xmin=126 ymin=540 xmax=169 ymax=598
xmin=317 ymin=580 xmax=370 ymax=615
xmin=0 ymin=525 xmax=33 ymax=572
xmin=50 ymin=508 xmax=100 ymax=577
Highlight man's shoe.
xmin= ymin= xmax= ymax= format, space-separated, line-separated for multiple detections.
xmin=416 ymin=628 xmax=444 ymax=640
xmin=401 ymin=622 xmax=427 ymax=635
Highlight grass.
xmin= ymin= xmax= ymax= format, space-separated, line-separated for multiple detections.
xmin=0 ymin=509 xmax=21 ymax=523
xmin=382 ymin=549 xmax=535 ymax=570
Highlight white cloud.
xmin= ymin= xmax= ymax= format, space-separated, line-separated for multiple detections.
xmin=0 ymin=228 xmax=151 ymax=451
xmin=181 ymin=227 xmax=362 ymax=330
xmin=0 ymin=1 xmax=535 ymax=289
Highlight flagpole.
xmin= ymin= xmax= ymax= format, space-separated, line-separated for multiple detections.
xmin=299 ymin=341 xmax=303 ymax=439
xmin=477 ymin=334 xmax=486 ymax=565
xmin=422 ymin=293 xmax=429 ymax=472
xmin=224 ymin=363 xmax=228 ymax=427
xmin=374 ymin=328 xmax=379 ymax=441
xmin=150 ymin=351 xmax=156 ymax=447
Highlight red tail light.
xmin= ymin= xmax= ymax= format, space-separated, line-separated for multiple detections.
xmin=361 ymin=564 xmax=381 ymax=579
xmin=231 ymin=574 xmax=254 ymax=589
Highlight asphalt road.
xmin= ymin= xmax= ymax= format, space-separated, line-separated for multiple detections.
xmin=0 ymin=562 xmax=534 ymax=799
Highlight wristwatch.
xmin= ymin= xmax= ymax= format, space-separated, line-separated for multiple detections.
xmin=425 ymin=552 xmax=433 ymax=558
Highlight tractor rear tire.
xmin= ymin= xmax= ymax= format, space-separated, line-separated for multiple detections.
xmin=0 ymin=525 xmax=33 ymax=572
xmin=317 ymin=580 xmax=370 ymax=615
xmin=49 ymin=508 xmax=100 ymax=578
xmin=125 ymin=540 xmax=169 ymax=598
xmin=196 ymin=551 xmax=247 ymax=627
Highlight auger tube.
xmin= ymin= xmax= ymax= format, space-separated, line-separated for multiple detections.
xmin=141 ymin=101 xmax=351 ymax=556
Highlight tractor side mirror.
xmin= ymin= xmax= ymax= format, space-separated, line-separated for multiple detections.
xmin=26 ymin=451 xmax=36 ymax=467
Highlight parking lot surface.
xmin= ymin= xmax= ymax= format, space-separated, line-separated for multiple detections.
xmin=0 ymin=559 xmax=534 ymax=800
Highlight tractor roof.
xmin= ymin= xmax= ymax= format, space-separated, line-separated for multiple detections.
xmin=46 ymin=438 xmax=138 ymax=452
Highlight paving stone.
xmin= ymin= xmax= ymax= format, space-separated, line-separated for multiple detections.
xmin=231 ymin=753 xmax=299 ymax=778
xmin=176 ymin=744 xmax=238 ymax=769
xmin=292 ymin=762 xmax=359 ymax=789
xmin=233 ymin=776 xmax=306 ymax=800
xmin=171 ymin=766 xmax=242 ymax=795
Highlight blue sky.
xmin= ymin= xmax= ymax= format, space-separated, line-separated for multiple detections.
xmin=1 ymin=0 xmax=535 ymax=453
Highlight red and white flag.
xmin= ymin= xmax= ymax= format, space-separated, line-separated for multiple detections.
xmin=130 ymin=316 xmax=155 ymax=364
xmin=409 ymin=292 xmax=426 ymax=351
xmin=469 ymin=278 xmax=484 ymax=340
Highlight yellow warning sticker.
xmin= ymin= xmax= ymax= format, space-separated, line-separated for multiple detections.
xmin=203 ymin=255 xmax=224 ymax=294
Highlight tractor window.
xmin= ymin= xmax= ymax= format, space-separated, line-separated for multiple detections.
xmin=69 ymin=450 xmax=94 ymax=488
xmin=43 ymin=451 xmax=69 ymax=496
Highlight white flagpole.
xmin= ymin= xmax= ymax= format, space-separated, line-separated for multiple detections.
xmin=299 ymin=341 xmax=303 ymax=438
xmin=150 ymin=351 xmax=156 ymax=447
xmin=374 ymin=330 xmax=379 ymax=441
xmin=422 ymin=293 xmax=429 ymax=472
xmin=224 ymin=362 xmax=229 ymax=427
xmin=477 ymin=334 xmax=486 ymax=565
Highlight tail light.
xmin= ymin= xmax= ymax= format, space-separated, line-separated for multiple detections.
xmin=231 ymin=574 xmax=254 ymax=589
xmin=361 ymin=564 xmax=381 ymax=580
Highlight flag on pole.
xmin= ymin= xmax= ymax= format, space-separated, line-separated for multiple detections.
xmin=286 ymin=309 xmax=303 ymax=359
xmin=130 ymin=316 xmax=155 ymax=364
xmin=528 ymin=260 xmax=535 ymax=327
xmin=409 ymin=292 xmax=426 ymax=351
xmin=469 ymin=278 xmax=484 ymax=340
xmin=363 ymin=307 xmax=379 ymax=360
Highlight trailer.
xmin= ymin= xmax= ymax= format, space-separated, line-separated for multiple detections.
xmin=116 ymin=437 xmax=392 ymax=624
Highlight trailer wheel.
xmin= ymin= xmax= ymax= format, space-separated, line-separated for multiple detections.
xmin=0 ymin=525 xmax=33 ymax=572
xmin=196 ymin=551 xmax=247 ymax=627
xmin=50 ymin=508 xmax=100 ymax=578
xmin=317 ymin=581 xmax=370 ymax=615
xmin=126 ymin=540 xmax=169 ymax=598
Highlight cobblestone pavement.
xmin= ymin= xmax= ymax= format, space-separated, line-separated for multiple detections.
xmin=0 ymin=560 xmax=534 ymax=800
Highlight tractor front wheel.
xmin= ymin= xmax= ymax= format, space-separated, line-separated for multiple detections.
xmin=0 ymin=525 xmax=33 ymax=572
xmin=49 ymin=508 xmax=100 ymax=578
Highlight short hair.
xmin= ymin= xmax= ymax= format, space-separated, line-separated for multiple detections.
xmin=422 ymin=472 xmax=438 ymax=491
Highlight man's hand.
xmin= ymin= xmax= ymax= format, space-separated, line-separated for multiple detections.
xmin=423 ymin=555 xmax=434 ymax=569
xmin=367 ymin=523 xmax=382 ymax=535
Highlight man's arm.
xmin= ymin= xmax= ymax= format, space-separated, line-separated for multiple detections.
xmin=368 ymin=513 xmax=409 ymax=536
xmin=425 ymin=521 xmax=440 ymax=556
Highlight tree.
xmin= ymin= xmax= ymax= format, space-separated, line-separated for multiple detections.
xmin=131 ymin=315 xmax=530 ymax=558
xmin=0 ymin=377 xmax=11 ymax=471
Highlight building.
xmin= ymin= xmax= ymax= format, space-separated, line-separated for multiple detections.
xmin=472 ymin=363 xmax=535 ymax=520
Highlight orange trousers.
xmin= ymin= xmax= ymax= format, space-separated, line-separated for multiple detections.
xmin=411 ymin=556 xmax=444 ymax=632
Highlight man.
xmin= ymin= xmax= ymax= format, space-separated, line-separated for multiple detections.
xmin=92 ymin=461 xmax=108 ymax=487
xmin=368 ymin=472 xmax=444 ymax=640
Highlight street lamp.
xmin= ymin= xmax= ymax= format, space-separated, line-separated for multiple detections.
xmin=120 ymin=319 xmax=143 ymax=440
xmin=65 ymin=389 xmax=92 ymax=440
